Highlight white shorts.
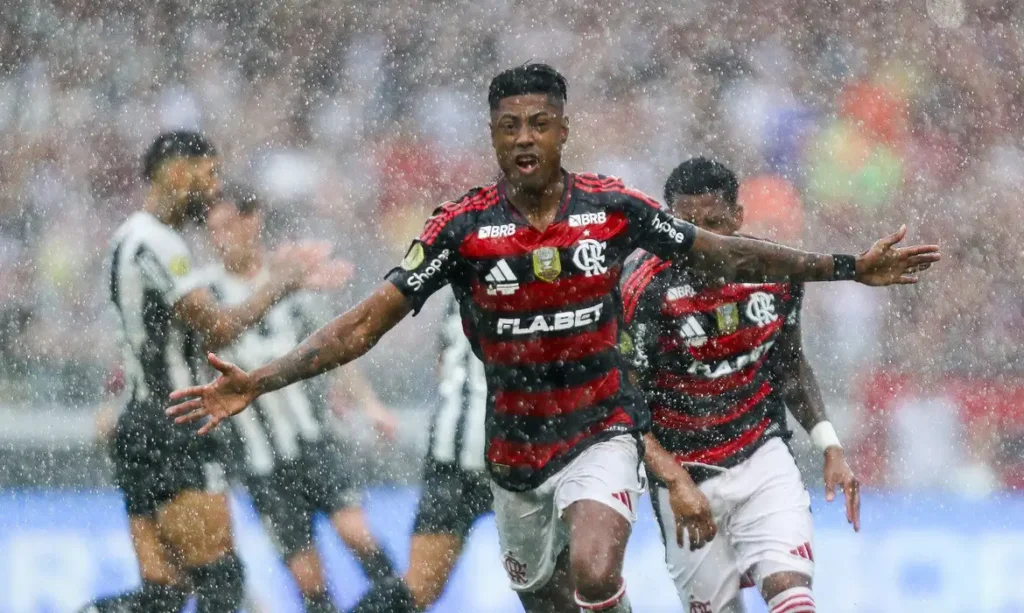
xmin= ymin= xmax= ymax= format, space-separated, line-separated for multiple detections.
xmin=491 ymin=435 xmax=647 ymax=592
xmin=654 ymin=437 xmax=814 ymax=611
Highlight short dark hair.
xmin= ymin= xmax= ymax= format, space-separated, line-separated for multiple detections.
xmin=220 ymin=182 xmax=261 ymax=215
xmin=488 ymin=63 xmax=568 ymax=111
xmin=142 ymin=131 xmax=217 ymax=181
xmin=663 ymin=157 xmax=739 ymax=208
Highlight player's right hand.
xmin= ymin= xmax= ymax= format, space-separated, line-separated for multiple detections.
xmin=667 ymin=479 xmax=718 ymax=550
xmin=167 ymin=353 xmax=257 ymax=435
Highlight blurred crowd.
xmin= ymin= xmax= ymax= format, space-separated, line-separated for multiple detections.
xmin=1 ymin=0 xmax=1023 ymax=489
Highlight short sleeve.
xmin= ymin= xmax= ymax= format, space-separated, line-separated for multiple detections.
xmin=385 ymin=205 xmax=462 ymax=315
xmin=619 ymin=190 xmax=698 ymax=261
xmin=135 ymin=233 xmax=205 ymax=306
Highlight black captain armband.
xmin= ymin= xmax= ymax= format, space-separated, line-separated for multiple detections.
xmin=831 ymin=254 xmax=857 ymax=281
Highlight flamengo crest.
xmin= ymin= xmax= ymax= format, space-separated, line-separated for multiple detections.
xmin=572 ymin=239 xmax=607 ymax=277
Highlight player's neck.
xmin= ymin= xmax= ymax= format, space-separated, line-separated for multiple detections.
xmin=505 ymin=174 xmax=565 ymax=230
xmin=143 ymin=189 xmax=182 ymax=228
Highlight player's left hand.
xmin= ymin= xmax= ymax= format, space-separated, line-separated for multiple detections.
xmin=304 ymin=259 xmax=354 ymax=291
xmin=823 ymin=446 xmax=860 ymax=532
xmin=855 ymin=225 xmax=941 ymax=286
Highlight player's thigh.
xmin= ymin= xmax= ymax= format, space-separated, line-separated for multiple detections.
xmin=490 ymin=477 xmax=568 ymax=594
xmin=727 ymin=439 xmax=814 ymax=589
xmin=128 ymin=515 xmax=184 ymax=585
xmin=652 ymin=485 xmax=742 ymax=611
xmin=155 ymin=445 xmax=235 ymax=568
xmin=404 ymin=533 xmax=465 ymax=607
xmin=553 ymin=435 xmax=646 ymax=583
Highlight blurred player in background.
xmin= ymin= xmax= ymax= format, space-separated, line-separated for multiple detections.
xmin=166 ymin=65 xmax=938 ymax=613
xmin=83 ymin=131 xmax=330 ymax=613
xmin=621 ymin=158 xmax=869 ymax=613
xmin=350 ymin=291 xmax=492 ymax=613
xmin=202 ymin=186 xmax=398 ymax=613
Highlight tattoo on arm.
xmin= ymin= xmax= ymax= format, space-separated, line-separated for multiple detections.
xmin=694 ymin=232 xmax=836 ymax=283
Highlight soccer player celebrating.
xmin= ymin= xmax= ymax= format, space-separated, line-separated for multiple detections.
xmin=620 ymin=158 xmax=877 ymax=613
xmin=166 ymin=65 xmax=938 ymax=613
xmin=87 ymin=132 xmax=329 ymax=613
xmin=350 ymin=291 xmax=492 ymax=613
xmin=202 ymin=186 xmax=398 ymax=613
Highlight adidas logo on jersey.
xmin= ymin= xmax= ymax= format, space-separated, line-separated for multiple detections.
xmin=680 ymin=316 xmax=708 ymax=347
xmin=485 ymin=260 xmax=519 ymax=295
xmin=569 ymin=212 xmax=607 ymax=227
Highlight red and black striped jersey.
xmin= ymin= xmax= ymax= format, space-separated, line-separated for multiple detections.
xmin=386 ymin=171 xmax=698 ymax=491
xmin=620 ymin=246 xmax=801 ymax=480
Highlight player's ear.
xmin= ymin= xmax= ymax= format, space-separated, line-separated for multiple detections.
xmin=560 ymin=116 xmax=569 ymax=145
xmin=731 ymin=204 xmax=745 ymax=230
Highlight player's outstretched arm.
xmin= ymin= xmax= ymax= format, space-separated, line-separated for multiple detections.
xmin=175 ymin=243 xmax=342 ymax=348
xmin=168 ymin=282 xmax=412 ymax=434
xmin=688 ymin=225 xmax=940 ymax=285
xmin=771 ymin=318 xmax=860 ymax=532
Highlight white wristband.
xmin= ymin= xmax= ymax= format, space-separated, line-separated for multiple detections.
xmin=810 ymin=421 xmax=842 ymax=451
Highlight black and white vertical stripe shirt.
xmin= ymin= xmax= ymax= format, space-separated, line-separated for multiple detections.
xmin=429 ymin=291 xmax=488 ymax=473
xmin=108 ymin=212 xmax=207 ymax=409
xmin=201 ymin=264 xmax=331 ymax=476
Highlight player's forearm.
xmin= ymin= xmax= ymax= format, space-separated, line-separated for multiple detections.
xmin=780 ymin=358 xmax=830 ymax=434
xmin=692 ymin=232 xmax=840 ymax=283
xmin=250 ymin=283 xmax=410 ymax=395
xmin=207 ymin=279 xmax=291 ymax=348
xmin=643 ymin=433 xmax=697 ymax=487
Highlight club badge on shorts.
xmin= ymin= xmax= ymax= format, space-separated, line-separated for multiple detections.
xmin=532 ymin=247 xmax=561 ymax=282
xmin=716 ymin=302 xmax=739 ymax=334
xmin=401 ymin=242 xmax=425 ymax=271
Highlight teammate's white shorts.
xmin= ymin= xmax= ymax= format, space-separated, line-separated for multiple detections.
xmin=653 ymin=437 xmax=814 ymax=611
xmin=491 ymin=435 xmax=647 ymax=592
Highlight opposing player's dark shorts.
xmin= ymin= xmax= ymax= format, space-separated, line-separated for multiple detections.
xmin=243 ymin=437 xmax=360 ymax=558
xmin=412 ymin=459 xmax=493 ymax=537
xmin=112 ymin=403 xmax=228 ymax=517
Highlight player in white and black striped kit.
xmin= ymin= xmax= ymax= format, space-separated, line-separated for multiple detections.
xmin=350 ymin=290 xmax=493 ymax=613
xmin=83 ymin=132 xmax=327 ymax=613
xmin=202 ymin=186 xmax=397 ymax=613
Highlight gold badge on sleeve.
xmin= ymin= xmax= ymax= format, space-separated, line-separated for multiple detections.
xmin=532 ymin=247 xmax=561 ymax=282
xmin=401 ymin=242 xmax=425 ymax=271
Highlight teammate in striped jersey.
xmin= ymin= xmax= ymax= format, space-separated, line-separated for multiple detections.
xmin=84 ymin=132 xmax=332 ymax=613
xmin=202 ymin=187 xmax=397 ymax=613
xmin=621 ymin=159 xmax=871 ymax=613
xmin=166 ymin=65 xmax=938 ymax=613
xmin=350 ymin=290 xmax=492 ymax=612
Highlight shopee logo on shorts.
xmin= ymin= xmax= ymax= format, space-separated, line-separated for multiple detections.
xmin=496 ymin=304 xmax=603 ymax=335
xmin=569 ymin=212 xmax=607 ymax=227
xmin=651 ymin=216 xmax=688 ymax=243
xmin=478 ymin=224 xmax=516 ymax=239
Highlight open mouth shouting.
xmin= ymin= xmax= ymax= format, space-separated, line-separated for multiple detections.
xmin=514 ymin=153 xmax=540 ymax=175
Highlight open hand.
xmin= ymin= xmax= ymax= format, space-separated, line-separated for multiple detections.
xmin=824 ymin=446 xmax=861 ymax=532
xmin=167 ymin=353 xmax=257 ymax=435
xmin=856 ymin=225 xmax=941 ymax=286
